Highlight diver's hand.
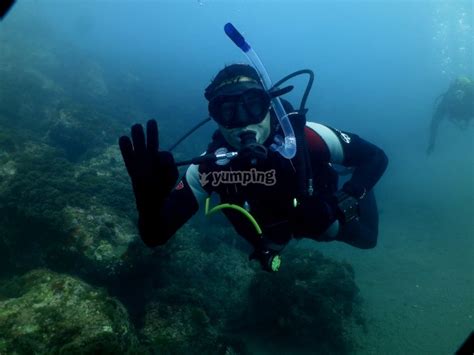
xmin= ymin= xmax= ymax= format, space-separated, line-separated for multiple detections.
xmin=119 ymin=119 xmax=178 ymax=216
xmin=249 ymin=248 xmax=281 ymax=272
xmin=333 ymin=189 xmax=360 ymax=224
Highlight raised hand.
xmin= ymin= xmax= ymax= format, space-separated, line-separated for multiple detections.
xmin=119 ymin=119 xmax=178 ymax=216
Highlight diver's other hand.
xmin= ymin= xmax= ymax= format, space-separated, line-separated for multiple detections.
xmin=119 ymin=119 xmax=178 ymax=215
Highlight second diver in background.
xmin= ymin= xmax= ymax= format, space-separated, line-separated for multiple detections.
xmin=427 ymin=76 xmax=473 ymax=155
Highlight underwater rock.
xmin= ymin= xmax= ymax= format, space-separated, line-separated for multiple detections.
xmin=1 ymin=27 xmax=119 ymax=162
xmin=140 ymin=300 xmax=248 ymax=355
xmin=131 ymin=225 xmax=253 ymax=354
xmin=0 ymin=143 xmax=137 ymax=281
xmin=244 ymin=247 xmax=361 ymax=354
xmin=78 ymin=60 xmax=109 ymax=97
xmin=0 ymin=129 xmax=17 ymax=154
xmin=0 ymin=156 xmax=15 ymax=197
xmin=134 ymin=228 xmax=362 ymax=354
xmin=151 ymin=226 xmax=255 ymax=323
xmin=47 ymin=108 xmax=91 ymax=162
xmin=140 ymin=302 xmax=220 ymax=354
xmin=61 ymin=145 xmax=138 ymax=279
xmin=62 ymin=203 xmax=137 ymax=278
xmin=47 ymin=105 xmax=121 ymax=162
xmin=0 ymin=19 xmax=177 ymax=283
xmin=0 ymin=269 xmax=138 ymax=354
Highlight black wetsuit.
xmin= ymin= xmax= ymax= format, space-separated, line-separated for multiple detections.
xmin=428 ymin=81 xmax=474 ymax=153
xmin=138 ymin=117 xmax=388 ymax=252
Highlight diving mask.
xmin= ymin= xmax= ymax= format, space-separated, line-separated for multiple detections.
xmin=209 ymin=88 xmax=271 ymax=129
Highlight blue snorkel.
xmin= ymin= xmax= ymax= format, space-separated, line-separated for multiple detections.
xmin=224 ymin=23 xmax=297 ymax=159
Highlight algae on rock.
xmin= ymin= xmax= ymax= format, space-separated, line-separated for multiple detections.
xmin=0 ymin=269 xmax=138 ymax=354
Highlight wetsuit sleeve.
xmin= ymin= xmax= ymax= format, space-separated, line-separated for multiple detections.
xmin=337 ymin=130 xmax=388 ymax=198
xmin=138 ymin=164 xmax=208 ymax=247
xmin=305 ymin=122 xmax=388 ymax=198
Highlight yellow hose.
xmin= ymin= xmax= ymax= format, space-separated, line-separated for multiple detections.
xmin=205 ymin=197 xmax=262 ymax=235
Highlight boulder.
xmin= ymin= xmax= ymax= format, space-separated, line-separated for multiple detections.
xmin=0 ymin=269 xmax=138 ymax=354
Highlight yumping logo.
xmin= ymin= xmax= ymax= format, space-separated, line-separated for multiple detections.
xmin=199 ymin=169 xmax=276 ymax=187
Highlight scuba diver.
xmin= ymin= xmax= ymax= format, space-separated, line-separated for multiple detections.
xmin=119 ymin=24 xmax=388 ymax=272
xmin=119 ymin=64 xmax=388 ymax=272
xmin=427 ymin=76 xmax=474 ymax=155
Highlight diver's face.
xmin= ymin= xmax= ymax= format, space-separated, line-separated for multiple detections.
xmin=218 ymin=113 xmax=271 ymax=149
xmin=209 ymin=76 xmax=272 ymax=149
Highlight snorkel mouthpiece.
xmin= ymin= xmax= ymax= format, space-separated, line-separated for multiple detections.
xmin=239 ymin=131 xmax=268 ymax=165
xmin=224 ymin=23 xmax=297 ymax=159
